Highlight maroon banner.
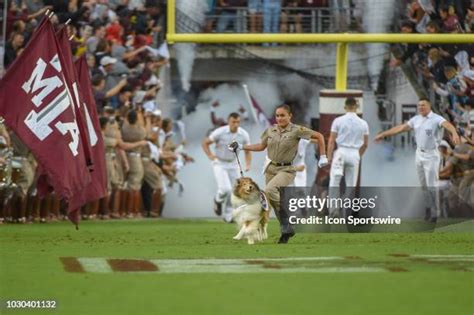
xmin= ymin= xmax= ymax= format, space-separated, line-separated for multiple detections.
xmin=54 ymin=27 xmax=99 ymax=224
xmin=71 ymin=55 xmax=108 ymax=209
xmin=0 ymin=18 xmax=91 ymax=204
xmin=56 ymin=27 xmax=94 ymax=170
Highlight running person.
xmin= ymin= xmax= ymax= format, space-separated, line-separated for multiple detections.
xmin=327 ymin=97 xmax=369 ymax=217
xmin=231 ymin=104 xmax=328 ymax=243
xmin=202 ymin=112 xmax=251 ymax=223
xmin=374 ymin=98 xmax=460 ymax=222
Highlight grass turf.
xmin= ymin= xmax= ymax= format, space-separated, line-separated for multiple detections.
xmin=0 ymin=219 xmax=473 ymax=315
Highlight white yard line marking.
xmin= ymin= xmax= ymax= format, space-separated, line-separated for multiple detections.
xmin=412 ymin=255 xmax=474 ymax=262
xmin=70 ymin=256 xmax=385 ymax=274
xmin=412 ymin=255 xmax=474 ymax=258
xmin=248 ymin=257 xmax=344 ymax=261
xmin=425 ymin=258 xmax=474 ymax=262
xmin=77 ymin=258 xmax=113 ymax=273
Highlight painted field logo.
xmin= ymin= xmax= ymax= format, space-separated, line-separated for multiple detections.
xmin=60 ymin=255 xmax=474 ymax=274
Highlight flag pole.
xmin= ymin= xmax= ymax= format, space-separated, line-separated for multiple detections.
xmin=241 ymin=84 xmax=259 ymax=124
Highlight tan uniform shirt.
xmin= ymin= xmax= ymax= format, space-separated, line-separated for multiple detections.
xmin=103 ymin=135 xmax=118 ymax=153
xmin=121 ymin=123 xmax=146 ymax=153
xmin=261 ymin=123 xmax=314 ymax=164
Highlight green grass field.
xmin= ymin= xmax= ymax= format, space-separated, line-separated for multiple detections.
xmin=1 ymin=219 xmax=473 ymax=315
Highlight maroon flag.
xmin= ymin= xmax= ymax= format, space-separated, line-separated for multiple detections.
xmin=0 ymin=18 xmax=91 ymax=204
xmin=56 ymin=27 xmax=94 ymax=170
xmin=242 ymin=84 xmax=274 ymax=127
xmin=54 ymin=27 xmax=100 ymax=224
xmin=70 ymin=55 xmax=107 ymax=210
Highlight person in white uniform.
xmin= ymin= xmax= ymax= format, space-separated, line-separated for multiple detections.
xmin=374 ymin=98 xmax=460 ymax=222
xmin=327 ymin=97 xmax=369 ymax=217
xmin=293 ymin=139 xmax=310 ymax=187
xmin=202 ymin=112 xmax=251 ymax=223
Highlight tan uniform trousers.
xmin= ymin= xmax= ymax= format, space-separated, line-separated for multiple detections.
xmin=106 ymin=153 xmax=122 ymax=192
xmin=143 ymin=160 xmax=163 ymax=190
xmin=264 ymin=164 xmax=296 ymax=234
xmin=126 ymin=154 xmax=144 ymax=190
xmin=264 ymin=164 xmax=297 ymax=210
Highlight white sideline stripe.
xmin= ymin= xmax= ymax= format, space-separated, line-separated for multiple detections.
xmin=71 ymin=256 xmax=386 ymax=274
xmin=412 ymin=255 xmax=474 ymax=258
xmin=77 ymin=258 xmax=113 ymax=273
xmin=250 ymin=257 xmax=343 ymax=261
xmin=148 ymin=262 xmax=384 ymax=273
xmin=151 ymin=257 xmax=343 ymax=265
xmin=427 ymin=258 xmax=474 ymax=262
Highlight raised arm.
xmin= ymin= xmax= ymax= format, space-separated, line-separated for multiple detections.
xmin=374 ymin=123 xmax=411 ymax=142
xmin=243 ymin=142 xmax=267 ymax=152
xmin=117 ymin=139 xmax=148 ymax=151
xmin=441 ymin=121 xmax=460 ymax=145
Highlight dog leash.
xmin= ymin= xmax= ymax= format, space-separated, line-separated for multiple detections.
xmin=232 ymin=149 xmax=244 ymax=177
xmin=232 ymin=146 xmax=269 ymax=212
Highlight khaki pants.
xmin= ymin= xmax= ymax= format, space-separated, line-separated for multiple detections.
xmin=126 ymin=155 xmax=144 ymax=190
xmin=264 ymin=164 xmax=295 ymax=234
xmin=143 ymin=160 xmax=163 ymax=190
xmin=106 ymin=155 xmax=122 ymax=192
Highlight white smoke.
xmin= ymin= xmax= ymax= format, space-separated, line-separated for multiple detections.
xmin=174 ymin=43 xmax=196 ymax=92
xmin=164 ymin=84 xmax=268 ymax=218
xmin=241 ymin=75 xmax=317 ymax=124
xmin=242 ymin=78 xmax=281 ymax=117
xmin=174 ymin=0 xmax=208 ymax=92
xmin=362 ymin=0 xmax=396 ymax=91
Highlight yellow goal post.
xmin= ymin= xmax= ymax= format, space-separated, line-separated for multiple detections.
xmin=166 ymin=0 xmax=474 ymax=91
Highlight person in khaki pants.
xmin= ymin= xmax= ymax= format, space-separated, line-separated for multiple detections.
xmin=121 ymin=110 xmax=147 ymax=218
xmin=100 ymin=117 xmax=147 ymax=218
xmin=9 ymin=133 xmax=35 ymax=223
xmin=231 ymin=104 xmax=328 ymax=244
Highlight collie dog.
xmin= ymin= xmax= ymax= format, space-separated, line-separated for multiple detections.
xmin=230 ymin=177 xmax=269 ymax=245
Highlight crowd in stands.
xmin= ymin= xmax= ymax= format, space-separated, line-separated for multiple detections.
xmin=393 ymin=0 xmax=473 ymax=217
xmin=1 ymin=0 xmax=198 ymax=224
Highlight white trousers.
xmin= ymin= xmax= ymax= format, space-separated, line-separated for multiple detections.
xmin=415 ymin=149 xmax=441 ymax=217
xmin=212 ymin=159 xmax=239 ymax=222
xmin=328 ymin=147 xmax=360 ymax=215
xmin=329 ymin=147 xmax=360 ymax=187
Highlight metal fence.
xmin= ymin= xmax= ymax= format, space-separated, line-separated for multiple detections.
xmin=189 ymin=6 xmax=359 ymax=34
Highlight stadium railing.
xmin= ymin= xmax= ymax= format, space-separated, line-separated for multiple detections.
xmin=201 ymin=6 xmax=358 ymax=34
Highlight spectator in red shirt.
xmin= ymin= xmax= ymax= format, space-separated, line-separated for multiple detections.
xmin=439 ymin=5 xmax=462 ymax=33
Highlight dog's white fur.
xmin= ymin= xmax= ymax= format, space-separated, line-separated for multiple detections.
xmin=230 ymin=177 xmax=269 ymax=245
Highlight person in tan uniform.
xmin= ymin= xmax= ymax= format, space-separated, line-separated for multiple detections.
xmin=121 ymin=109 xmax=147 ymax=218
xmin=0 ymin=120 xmax=10 ymax=224
xmin=140 ymin=111 xmax=165 ymax=217
xmin=101 ymin=116 xmax=147 ymax=218
xmin=9 ymin=133 xmax=36 ymax=223
xmin=233 ymin=104 xmax=328 ymax=243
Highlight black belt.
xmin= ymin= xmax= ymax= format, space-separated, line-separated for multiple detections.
xmin=271 ymin=161 xmax=292 ymax=167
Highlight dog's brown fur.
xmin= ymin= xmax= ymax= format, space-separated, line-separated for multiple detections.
xmin=231 ymin=177 xmax=269 ymax=243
